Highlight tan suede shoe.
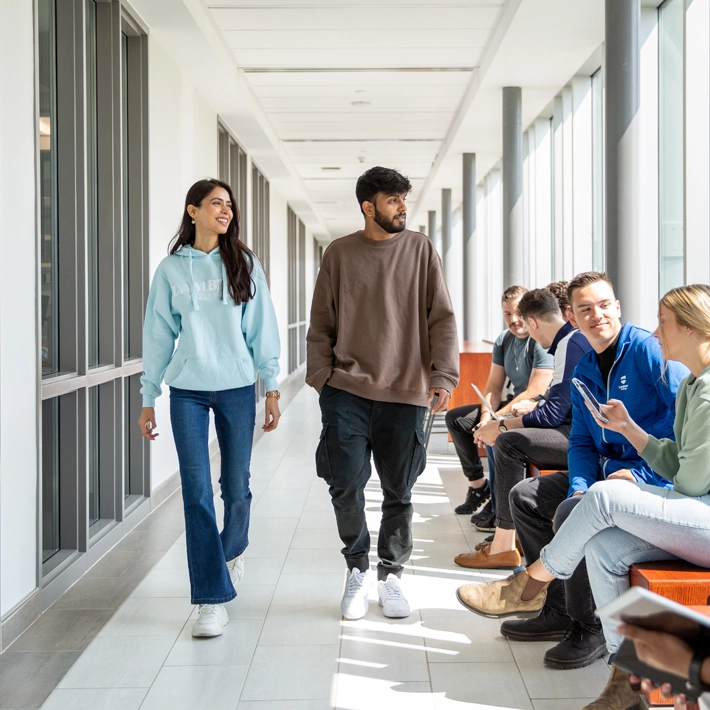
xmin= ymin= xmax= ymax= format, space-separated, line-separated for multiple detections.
xmin=454 ymin=547 xmax=521 ymax=569
xmin=456 ymin=569 xmax=548 ymax=619
xmin=581 ymin=667 xmax=639 ymax=710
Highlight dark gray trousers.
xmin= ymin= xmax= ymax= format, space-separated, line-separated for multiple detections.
xmin=493 ymin=426 xmax=570 ymax=529
xmin=316 ymin=385 xmax=427 ymax=581
xmin=509 ymin=472 xmax=601 ymax=631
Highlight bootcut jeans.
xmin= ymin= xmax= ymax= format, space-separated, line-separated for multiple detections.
xmin=316 ymin=385 xmax=427 ymax=580
xmin=170 ymin=384 xmax=256 ymax=604
xmin=539 ymin=479 xmax=710 ymax=652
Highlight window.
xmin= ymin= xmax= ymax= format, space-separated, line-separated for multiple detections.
xmin=313 ymin=237 xmax=323 ymax=278
xmin=658 ymin=0 xmax=685 ymax=293
xmin=591 ymin=68 xmax=604 ymax=271
xmin=287 ymin=208 xmax=307 ymax=374
xmin=37 ymin=0 xmax=150 ymax=577
xmin=252 ymin=164 xmax=270 ymax=398
xmin=122 ymin=16 xmax=149 ymax=361
xmin=218 ymin=123 xmax=248 ymax=238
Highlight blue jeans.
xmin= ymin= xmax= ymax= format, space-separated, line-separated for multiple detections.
xmin=539 ymin=480 xmax=710 ymax=652
xmin=169 ymin=385 xmax=255 ymax=604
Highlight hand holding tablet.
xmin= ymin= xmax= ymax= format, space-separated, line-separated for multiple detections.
xmin=596 ymin=587 xmax=710 ymax=702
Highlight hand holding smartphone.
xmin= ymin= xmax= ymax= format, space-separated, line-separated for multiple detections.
xmin=572 ymin=378 xmax=610 ymax=424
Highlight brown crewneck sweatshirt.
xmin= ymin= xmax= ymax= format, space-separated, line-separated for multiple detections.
xmin=306 ymin=229 xmax=459 ymax=407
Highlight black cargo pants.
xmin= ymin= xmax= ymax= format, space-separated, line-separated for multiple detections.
xmin=316 ymin=385 xmax=427 ymax=580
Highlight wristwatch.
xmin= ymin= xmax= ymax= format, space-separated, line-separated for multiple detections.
xmin=498 ymin=421 xmax=508 ymax=433
xmin=686 ymin=651 xmax=710 ymax=695
xmin=265 ymin=391 xmax=281 ymax=400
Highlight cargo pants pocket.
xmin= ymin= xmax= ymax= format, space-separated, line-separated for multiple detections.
xmin=315 ymin=424 xmax=334 ymax=485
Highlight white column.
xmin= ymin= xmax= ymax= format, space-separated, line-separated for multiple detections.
xmin=552 ymin=95 xmax=564 ymax=280
xmin=638 ymin=7 xmax=660 ymax=330
xmin=561 ymin=85 xmax=574 ymax=279
xmin=533 ymin=118 xmax=553 ymax=286
xmin=572 ymin=76 xmax=593 ymax=275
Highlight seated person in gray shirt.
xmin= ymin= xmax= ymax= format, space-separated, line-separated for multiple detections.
xmin=446 ymin=286 xmax=554 ymax=530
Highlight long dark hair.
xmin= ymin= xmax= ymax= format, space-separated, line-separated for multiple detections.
xmin=169 ymin=178 xmax=255 ymax=304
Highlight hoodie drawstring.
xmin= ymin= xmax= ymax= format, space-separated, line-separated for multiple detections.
xmin=188 ymin=251 xmax=199 ymax=311
xmin=221 ymin=261 xmax=228 ymax=305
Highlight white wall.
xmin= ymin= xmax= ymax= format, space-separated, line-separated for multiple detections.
xmin=147 ymin=37 xmax=220 ymax=492
xmin=0 ymin=0 xmax=39 ymax=616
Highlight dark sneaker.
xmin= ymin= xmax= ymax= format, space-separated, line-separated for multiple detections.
xmin=543 ymin=621 xmax=607 ymax=669
xmin=501 ymin=605 xmax=570 ymax=642
xmin=470 ymin=501 xmax=496 ymax=532
xmin=454 ymin=481 xmax=490 ymax=515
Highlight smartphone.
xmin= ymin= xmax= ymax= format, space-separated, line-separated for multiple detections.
xmin=572 ymin=377 xmax=610 ymax=424
xmin=612 ymin=639 xmax=698 ymax=702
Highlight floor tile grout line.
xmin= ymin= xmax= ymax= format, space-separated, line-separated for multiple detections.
xmin=236 ymin=403 xmax=323 ymax=708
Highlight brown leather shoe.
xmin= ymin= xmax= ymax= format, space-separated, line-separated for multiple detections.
xmin=454 ymin=547 xmax=521 ymax=569
xmin=474 ymin=536 xmax=524 ymax=556
xmin=581 ymin=666 xmax=639 ymax=710
xmin=456 ymin=569 xmax=548 ymax=619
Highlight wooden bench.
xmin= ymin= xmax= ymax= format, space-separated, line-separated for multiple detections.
xmin=528 ymin=465 xmax=564 ymax=477
xmin=630 ymin=561 xmax=710 ymax=708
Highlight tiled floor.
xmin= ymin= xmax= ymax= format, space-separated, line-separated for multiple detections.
xmin=34 ymin=385 xmax=609 ymax=710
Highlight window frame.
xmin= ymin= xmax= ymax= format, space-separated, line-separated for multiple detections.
xmin=35 ymin=0 xmax=150 ymax=587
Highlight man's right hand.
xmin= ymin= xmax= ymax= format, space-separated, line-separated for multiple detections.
xmin=475 ymin=413 xmax=492 ymax=433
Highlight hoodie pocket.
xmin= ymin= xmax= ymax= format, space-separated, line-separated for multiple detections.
xmin=166 ymin=357 xmax=254 ymax=391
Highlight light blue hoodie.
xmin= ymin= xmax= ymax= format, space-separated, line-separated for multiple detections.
xmin=140 ymin=245 xmax=280 ymax=407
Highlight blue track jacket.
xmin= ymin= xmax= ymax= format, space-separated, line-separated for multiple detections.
xmin=567 ymin=322 xmax=688 ymax=497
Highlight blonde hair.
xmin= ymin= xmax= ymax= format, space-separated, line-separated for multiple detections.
xmin=660 ymin=284 xmax=710 ymax=338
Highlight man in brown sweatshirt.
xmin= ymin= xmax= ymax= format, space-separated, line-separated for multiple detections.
xmin=307 ymin=166 xmax=459 ymax=621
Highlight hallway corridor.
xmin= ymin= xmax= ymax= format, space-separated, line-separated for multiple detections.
xmin=38 ymin=387 xmax=609 ymax=710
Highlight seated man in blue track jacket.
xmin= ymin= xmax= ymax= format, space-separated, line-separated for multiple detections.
xmin=456 ymin=287 xmax=592 ymax=572
xmin=498 ymin=272 xmax=687 ymax=672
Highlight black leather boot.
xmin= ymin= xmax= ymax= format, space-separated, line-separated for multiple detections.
xmin=543 ymin=621 xmax=607 ymax=669
xmin=500 ymin=605 xmax=570 ymax=642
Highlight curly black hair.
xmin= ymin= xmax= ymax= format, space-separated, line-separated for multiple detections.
xmin=355 ymin=167 xmax=412 ymax=215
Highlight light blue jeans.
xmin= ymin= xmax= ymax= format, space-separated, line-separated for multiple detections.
xmin=539 ymin=479 xmax=710 ymax=652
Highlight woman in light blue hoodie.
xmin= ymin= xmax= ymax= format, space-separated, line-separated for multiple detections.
xmin=138 ymin=178 xmax=281 ymax=638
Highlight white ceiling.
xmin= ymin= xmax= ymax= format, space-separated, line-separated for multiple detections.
xmin=204 ymin=0 xmax=508 ymax=238
xmin=134 ymin=0 xmax=607 ymax=242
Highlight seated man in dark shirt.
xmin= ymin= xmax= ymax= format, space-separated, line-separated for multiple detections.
xmin=454 ymin=287 xmax=592 ymax=570
xmin=446 ymin=286 xmax=553 ymax=529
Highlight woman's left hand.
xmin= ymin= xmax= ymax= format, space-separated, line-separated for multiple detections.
xmin=263 ymin=395 xmax=281 ymax=432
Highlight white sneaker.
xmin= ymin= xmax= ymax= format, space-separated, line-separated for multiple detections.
xmin=227 ymin=555 xmax=244 ymax=586
xmin=341 ymin=568 xmax=372 ymax=620
xmin=191 ymin=604 xmax=228 ymax=637
xmin=378 ymin=574 xmax=410 ymax=618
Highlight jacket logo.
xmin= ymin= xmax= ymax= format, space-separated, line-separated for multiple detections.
xmin=172 ymin=280 xmax=223 ymax=299
xmin=618 ymin=374 xmax=628 ymax=391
